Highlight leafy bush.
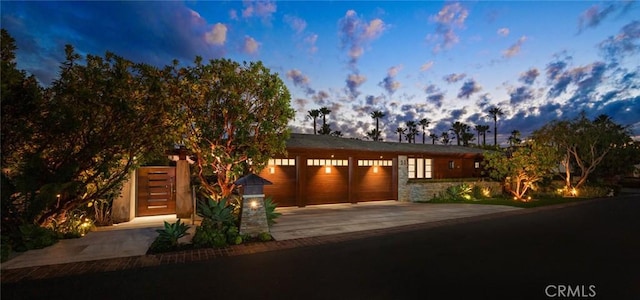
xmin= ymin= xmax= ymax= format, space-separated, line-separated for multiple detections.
xmin=13 ymin=224 xmax=58 ymax=252
xmin=50 ymin=209 xmax=94 ymax=238
xmin=148 ymin=219 xmax=190 ymax=253
xmin=192 ymin=219 xmax=239 ymax=248
xmin=258 ymin=232 xmax=273 ymax=242
xmin=578 ymin=185 xmax=613 ymax=198
xmin=264 ymin=197 xmax=281 ymax=227
xmin=192 ymin=195 xmax=242 ymax=248
xmin=432 ymin=183 xmax=473 ymax=202
xmin=471 ymin=184 xmax=488 ymax=199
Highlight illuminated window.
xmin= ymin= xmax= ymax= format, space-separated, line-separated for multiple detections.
xmin=408 ymin=158 xmax=432 ymax=179
xmin=307 ymin=159 xmax=348 ymax=166
xmin=268 ymin=158 xmax=296 ymax=166
xmin=357 ymin=159 xmax=392 ymax=166
xmin=474 ymin=161 xmax=480 ymax=169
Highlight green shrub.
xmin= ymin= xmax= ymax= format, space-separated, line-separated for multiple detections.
xmin=13 ymin=224 xmax=58 ymax=252
xmin=578 ymin=185 xmax=613 ymax=198
xmin=258 ymin=232 xmax=273 ymax=242
xmin=148 ymin=219 xmax=190 ymax=253
xmin=471 ymin=185 xmax=485 ymax=199
xmin=50 ymin=209 xmax=94 ymax=239
xmin=192 ymin=195 xmax=242 ymax=249
xmin=192 ymin=219 xmax=230 ymax=248
xmin=264 ymin=197 xmax=281 ymax=227
xmin=226 ymin=225 xmax=243 ymax=245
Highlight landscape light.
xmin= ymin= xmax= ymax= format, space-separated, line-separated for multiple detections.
xmin=571 ymin=188 xmax=578 ymax=197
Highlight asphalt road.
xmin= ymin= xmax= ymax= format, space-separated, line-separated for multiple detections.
xmin=3 ymin=195 xmax=639 ymax=300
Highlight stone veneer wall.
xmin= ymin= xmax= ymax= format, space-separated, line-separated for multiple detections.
xmin=239 ymin=195 xmax=270 ymax=236
xmin=397 ymin=155 xmax=502 ymax=202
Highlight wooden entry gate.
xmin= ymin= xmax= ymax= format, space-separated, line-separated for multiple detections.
xmin=137 ymin=167 xmax=176 ymax=216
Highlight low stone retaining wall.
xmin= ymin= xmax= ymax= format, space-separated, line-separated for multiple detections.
xmin=399 ymin=180 xmax=502 ymax=202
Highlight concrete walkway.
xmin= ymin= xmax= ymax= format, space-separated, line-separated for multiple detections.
xmin=1 ymin=201 xmax=520 ymax=270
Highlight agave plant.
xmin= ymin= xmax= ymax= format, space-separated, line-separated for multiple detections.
xmin=196 ymin=195 xmax=236 ymax=230
xmin=264 ymin=197 xmax=281 ymax=227
xmin=154 ymin=219 xmax=190 ymax=248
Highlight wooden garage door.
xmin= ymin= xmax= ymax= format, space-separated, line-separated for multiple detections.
xmin=137 ymin=167 xmax=176 ymax=216
xmin=305 ymin=165 xmax=349 ymax=205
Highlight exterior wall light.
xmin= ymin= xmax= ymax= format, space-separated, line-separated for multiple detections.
xmin=325 ymin=166 xmax=331 ymax=174
xmin=269 ymin=166 xmax=275 ymax=174
xmin=373 ymin=166 xmax=379 ymax=173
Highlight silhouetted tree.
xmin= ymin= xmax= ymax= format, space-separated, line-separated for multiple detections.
xmin=508 ymin=130 xmax=522 ymax=146
xmin=419 ymin=118 xmax=430 ymax=144
xmin=450 ymin=121 xmax=470 ymax=146
xmin=307 ymin=109 xmax=320 ymax=135
xmin=461 ymin=132 xmax=475 ymax=146
xmin=441 ymin=132 xmax=452 ymax=145
xmin=370 ymin=110 xmax=385 ymax=141
xmin=476 ymin=124 xmax=490 ymax=146
xmin=405 ymin=121 xmax=418 ymax=143
xmin=318 ymin=107 xmax=332 ymax=135
xmin=429 ymin=133 xmax=439 ymax=145
xmin=396 ymin=127 xmax=406 ymax=143
xmin=488 ymin=106 xmax=504 ymax=146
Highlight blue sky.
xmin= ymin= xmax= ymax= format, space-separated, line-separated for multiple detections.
xmin=2 ymin=1 xmax=639 ymax=143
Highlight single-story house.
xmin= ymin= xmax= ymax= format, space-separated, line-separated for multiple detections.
xmin=112 ymin=133 xmax=497 ymax=223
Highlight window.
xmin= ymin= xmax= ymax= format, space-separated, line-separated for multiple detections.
xmin=474 ymin=161 xmax=480 ymax=169
xmin=448 ymin=161 xmax=455 ymax=169
xmin=357 ymin=159 xmax=392 ymax=166
xmin=268 ymin=158 xmax=295 ymax=166
xmin=408 ymin=158 xmax=432 ymax=179
xmin=307 ymin=159 xmax=348 ymax=166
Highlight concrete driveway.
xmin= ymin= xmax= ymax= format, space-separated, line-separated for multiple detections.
xmin=1 ymin=201 xmax=521 ymax=270
xmin=270 ymin=200 xmax=521 ymax=240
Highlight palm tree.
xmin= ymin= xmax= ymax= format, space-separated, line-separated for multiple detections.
xmin=441 ymin=132 xmax=452 ymax=145
xmin=461 ymin=132 xmax=475 ymax=146
xmin=405 ymin=121 xmax=418 ymax=143
xmin=419 ymin=118 xmax=430 ymax=144
xmin=370 ymin=110 xmax=385 ymax=141
xmin=488 ymin=106 xmax=504 ymax=146
xmin=450 ymin=121 xmax=469 ymax=146
xmin=508 ymin=130 xmax=521 ymax=146
xmin=318 ymin=107 xmax=332 ymax=135
xmin=478 ymin=125 xmax=490 ymax=146
xmin=306 ymin=109 xmax=320 ymax=135
xmin=396 ymin=127 xmax=406 ymax=143
xmin=474 ymin=124 xmax=483 ymax=146
xmin=365 ymin=128 xmax=382 ymax=141
xmin=429 ymin=133 xmax=439 ymax=144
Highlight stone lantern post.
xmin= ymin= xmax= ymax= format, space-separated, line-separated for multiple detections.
xmin=234 ymin=174 xmax=272 ymax=236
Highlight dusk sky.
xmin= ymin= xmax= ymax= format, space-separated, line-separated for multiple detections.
xmin=2 ymin=1 xmax=639 ymax=143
